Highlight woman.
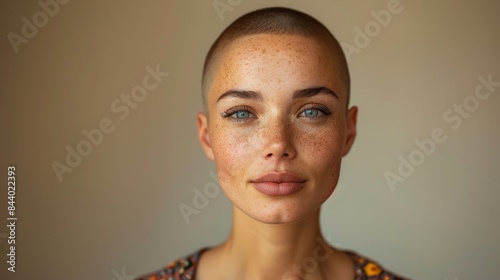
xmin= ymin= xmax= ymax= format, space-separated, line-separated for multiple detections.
xmin=138 ymin=7 xmax=408 ymax=280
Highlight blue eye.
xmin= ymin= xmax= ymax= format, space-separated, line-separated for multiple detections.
xmin=302 ymin=108 xmax=320 ymax=118
xmin=234 ymin=110 xmax=251 ymax=119
xmin=221 ymin=108 xmax=255 ymax=122
xmin=299 ymin=106 xmax=332 ymax=119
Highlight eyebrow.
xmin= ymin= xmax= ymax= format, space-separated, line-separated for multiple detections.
xmin=216 ymin=86 xmax=338 ymax=102
xmin=293 ymin=86 xmax=338 ymax=100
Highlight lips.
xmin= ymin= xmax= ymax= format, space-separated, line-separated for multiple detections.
xmin=251 ymin=172 xmax=306 ymax=196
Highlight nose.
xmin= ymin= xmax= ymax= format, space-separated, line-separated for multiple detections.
xmin=261 ymin=117 xmax=297 ymax=161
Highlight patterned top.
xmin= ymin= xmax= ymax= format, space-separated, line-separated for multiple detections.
xmin=136 ymin=248 xmax=408 ymax=280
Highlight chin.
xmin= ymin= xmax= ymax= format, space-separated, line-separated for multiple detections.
xmin=241 ymin=202 xmax=320 ymax=225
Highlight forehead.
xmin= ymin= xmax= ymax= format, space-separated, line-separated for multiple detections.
xmin=219 ymin=34 xmax=331 ymax=73
xmin=226 ymin=33 xmax=323 ymax=56
xmin=209 ymin=34 xmax=345 ymax=102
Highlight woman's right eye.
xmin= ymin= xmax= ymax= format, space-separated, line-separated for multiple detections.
xmin=221 ymin=108 xmax=256 ymax=122
xmin=232 ymin=110 xmax=252 ymax=119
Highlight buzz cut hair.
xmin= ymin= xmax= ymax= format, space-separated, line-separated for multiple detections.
xmin=202 ymin=7 xmax=350 ymax=110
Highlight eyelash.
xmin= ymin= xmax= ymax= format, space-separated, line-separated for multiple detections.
xmin=299 ymin=104 xmax=332 ymax=119
xmin=221 ymin=106 xmax=255 ymax=123
xmin=221 ymin=104 xmax=332 ymax=122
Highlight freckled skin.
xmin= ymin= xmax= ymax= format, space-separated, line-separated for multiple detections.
xmin=197 ymin=34 xmax=357 ymax=224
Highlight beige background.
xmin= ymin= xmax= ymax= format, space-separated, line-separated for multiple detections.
xmin=1 ymin=0 xmax=499 ymax=279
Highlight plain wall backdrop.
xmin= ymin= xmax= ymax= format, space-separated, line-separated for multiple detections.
xmin=1 ymin=0 xmax=499 ymax=279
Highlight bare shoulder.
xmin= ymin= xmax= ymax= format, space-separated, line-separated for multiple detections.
xmin=195 ymin=246 xmax=225 ymax=280
xmin=321 ymin=247 xmax=357 ymax=279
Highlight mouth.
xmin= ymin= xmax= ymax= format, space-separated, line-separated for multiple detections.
xmin=251 ymin=172 xmax=306 ymax=196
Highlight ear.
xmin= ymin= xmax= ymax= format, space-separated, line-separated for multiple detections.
xmin=197 ymin=112 xmax=215 ymax=161
xmin=342 ymin=106 xmax=358 ymax=157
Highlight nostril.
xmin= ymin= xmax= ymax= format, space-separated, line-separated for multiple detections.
xmin=266 ymin=152 xmax=289 ymax=159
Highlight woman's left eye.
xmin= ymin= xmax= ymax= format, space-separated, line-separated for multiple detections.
xmin=299 ymin=108 xmax=330 ymax=118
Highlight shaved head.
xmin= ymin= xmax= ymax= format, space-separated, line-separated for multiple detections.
xmin=202 ymin=7 xmax=350 ymax=111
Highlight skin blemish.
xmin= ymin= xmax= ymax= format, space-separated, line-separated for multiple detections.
xmin=203 ymin=33 xmax=353 ymax=224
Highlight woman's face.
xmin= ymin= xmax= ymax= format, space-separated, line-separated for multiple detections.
xmin=198 ymin=34 xmax=357 ymax=224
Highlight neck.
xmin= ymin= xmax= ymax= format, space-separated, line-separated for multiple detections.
xmin=219 ymin=206 xmax=336 ymax=279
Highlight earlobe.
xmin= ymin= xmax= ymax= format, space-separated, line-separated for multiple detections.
xmin=197 ymin=112 xmax=215 ymax=161
xmin=342 ymin=106 xmax=358 ymax=157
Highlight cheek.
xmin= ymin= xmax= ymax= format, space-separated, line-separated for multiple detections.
xmin=210 ymin=125 xmax=255 ymax=173
xmin=298 ymin=124 xmax=344 ymax=194
xmin=298 ymin=123 xmax=345 ymax=163
xmin=210 ymin=125 xmax=260 ymax=200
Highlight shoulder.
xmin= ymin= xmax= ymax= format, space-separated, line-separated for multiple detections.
xmin=343 ymin=250 xmax=409 ymax=280
xmin=135 ymin=248 xmax=208 ymax=280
